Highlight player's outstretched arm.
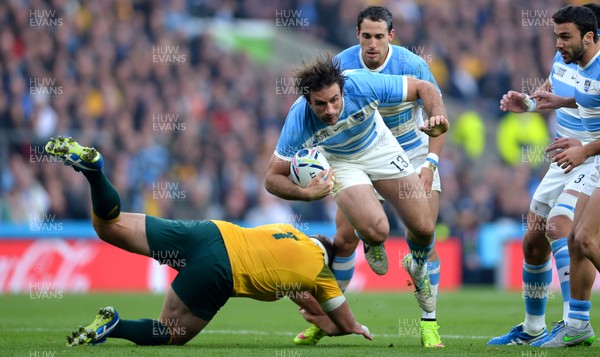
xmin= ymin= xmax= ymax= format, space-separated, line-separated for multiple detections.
xmin=531 ymin=91 xmax=577 ymax=111
xmin=500 ymin=90 xmax=531 ymax=113
xmin=500 ymin=80 xmax=552 ymax=113
xmin=292 ymin=294 xmax=371 ymax=340
xmin=405 ymin=78 xmax=448 ymax=137
xmin=264 ymin=154 xmax=332 ymax=201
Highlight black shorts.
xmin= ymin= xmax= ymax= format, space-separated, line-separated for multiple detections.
xmin=145 ymin=216 xmax=233 ymax=321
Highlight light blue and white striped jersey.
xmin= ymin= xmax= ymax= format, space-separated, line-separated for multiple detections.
xmin=335 ymin=44 xmax=439 ymax=151
xmin=275 ymin=70 xmax=407 ymax=159
xmin=549 ymin=51 xmax=587 ymax=141
xmin=575 ymin=49 xmax=600 ymax=140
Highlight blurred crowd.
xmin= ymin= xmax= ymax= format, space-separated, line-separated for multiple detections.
xmin=0 ymin=0 xmax=586 ymax=273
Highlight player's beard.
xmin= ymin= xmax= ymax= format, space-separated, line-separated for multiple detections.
xmin=563 ymin=43 xmax=585 ymax=64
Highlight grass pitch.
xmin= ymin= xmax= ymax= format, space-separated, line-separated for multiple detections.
xmin=1 ymin=288 xmax=599 ymax=356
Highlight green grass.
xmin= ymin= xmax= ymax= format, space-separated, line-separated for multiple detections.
xmin=1 ymin=288 xmax=598 ymax=356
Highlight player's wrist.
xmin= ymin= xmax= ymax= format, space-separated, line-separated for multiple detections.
xmin=425 ymin=153 xmax=439 ymax=172
xmin=523 ymin=94 xmax=537 ymax=112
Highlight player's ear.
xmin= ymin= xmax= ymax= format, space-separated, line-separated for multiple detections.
xmin=356 ymin=27 xmax=360 ymax=39
xmin=583 ymin=30 xmax=594 ymax=45
xmin=388 ymin=28 xmax=395 ymax=41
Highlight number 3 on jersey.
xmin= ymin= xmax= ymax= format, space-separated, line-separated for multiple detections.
xmin=390 ymin=154 xmax=410 ymax=172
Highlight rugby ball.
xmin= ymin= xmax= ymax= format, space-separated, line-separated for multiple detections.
xmin=290 ymin=148 xmax=330 ymax=188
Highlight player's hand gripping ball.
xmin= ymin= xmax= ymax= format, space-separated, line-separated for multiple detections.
xmin=290 ymin=148 xmax=330 ymax=188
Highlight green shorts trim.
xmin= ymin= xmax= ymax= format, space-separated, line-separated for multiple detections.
xmin=145 ymin=216 xmax=233 ymax=321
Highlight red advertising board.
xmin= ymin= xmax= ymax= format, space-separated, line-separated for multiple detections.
xmin=0 ymin=238 xmax=462 ymax=293
xmin=500 ymin=240 xmax=600 ymax=291
xmin=348 ymin=238 xmax=462 ymax=291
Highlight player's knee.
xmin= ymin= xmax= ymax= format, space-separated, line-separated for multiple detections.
xmin=92 ymin=221 xmax=112 ymax=243
xmin=544 ymin=192 xmax=577 ymax=240
xmin=409 ymin=220 xmax=435 ymax=240
xmin=356 ymin=218 xmax=389 ymax=245
xmin=545 ymin=216 xmax=571 ymax=241
xmin=522 ymin=227 xmax=551 ymax=264
xmin=571 ymin=230 xmax=596 ymax=256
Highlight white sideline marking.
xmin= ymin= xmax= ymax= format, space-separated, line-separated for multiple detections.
xmin=9 ymin=327 xmax=490 ymax=339
xmin=201 ymin=330 xmax=489 ymax=339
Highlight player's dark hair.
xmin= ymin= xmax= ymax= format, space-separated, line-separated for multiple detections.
xmin=310 ymin=234 xmax=334 ymax=270
xmin=583 ymin=3 xmax=600 ymax=28
xmin=357 ymin=6 xmax=393 ymax=33
xmin=295 ymin=53 xmax=346 ymax=102
xmin=553 ymin=5 xmax=598 ymax=43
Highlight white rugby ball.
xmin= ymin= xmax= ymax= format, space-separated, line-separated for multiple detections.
xmin=290 ymin=148 xmax=330 ymax=188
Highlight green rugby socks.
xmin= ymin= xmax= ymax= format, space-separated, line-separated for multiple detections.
xmin=82 ymin=171 xmax=121 ymax=221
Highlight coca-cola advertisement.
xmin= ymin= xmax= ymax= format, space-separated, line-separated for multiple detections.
xmin=0 ymin=238 xmax=462 ymax=293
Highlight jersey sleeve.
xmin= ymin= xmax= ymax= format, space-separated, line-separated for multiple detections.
xmin=274 ymin=97 xmax=309 ymax=160
xmin=345 ymin=70 xmax=408 ymax=104
xmin=312 ymin=265 xmax=346 ymax=312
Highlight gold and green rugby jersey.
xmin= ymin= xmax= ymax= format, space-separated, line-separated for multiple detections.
xmin=213 ymin=220 xmax=345 ymax=311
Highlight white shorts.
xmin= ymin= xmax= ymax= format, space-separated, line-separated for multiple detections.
xmin=322 ymin=130 xmax=414 ymax=197
xmin=582 ymin=156 xmax=600 ymax=197
xmin=530 ymin=160 xmax=594 ymax=217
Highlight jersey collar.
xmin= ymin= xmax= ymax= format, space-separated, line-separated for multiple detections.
xmin=359 ymin=44 xmax=393 ymax=73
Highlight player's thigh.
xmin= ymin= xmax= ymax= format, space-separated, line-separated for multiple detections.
xmin=427 ymin=190 xmax=440 ymax=223
xmin=572 ymin=188 xmax=600 ymax=247
xmin=333 ymin=207 xmax=361 ymax=257
xmin=159 ymin=286 xmax=209 ymax=345
xmin=574 ymin=165 xmax=600 ymax=230
xmin=374 ymin=174 xmax=433 ymax=236
xmin=93 ymin=212 xmax=150 ymax=256
xmin=334 ymin=184 xmax=388 ymax=239
xmin=531 ymin=162 xmax=589 ymax=217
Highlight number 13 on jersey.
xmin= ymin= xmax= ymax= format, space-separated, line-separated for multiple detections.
xmin=390 ymin=154 xmax=410 ymax=172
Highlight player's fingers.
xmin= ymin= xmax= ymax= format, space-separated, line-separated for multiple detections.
xmin=545 ymin=142 xmax=562 ymax=152
xmin=564 ymin=166 xmax=574 ymax=174
xmin=316 ymin=169 xmax=328 ymax=179
xmin=507 ymin=90 xmax=523 ymax=99
xmin=530 ymin=91 xmax=546 ymax=100
xmin=553 ymin=153 xmax=566 ymax=164
xmin=320 ymin=168 xmax=334 ymax=191
xmin=433 ymin=116 xmax=446 ymax=126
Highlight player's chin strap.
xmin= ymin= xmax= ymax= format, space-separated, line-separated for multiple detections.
xmin=310 ymin=238 xmax=329 ymax=266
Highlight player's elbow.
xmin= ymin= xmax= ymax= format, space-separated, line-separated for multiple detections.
xmin=338 ymin=322 xmax=356 ymax=335
xmin=264 ymin=174 xmax=278 ymax=196
xmin=416 ymin=80 xmax=438 ymax=99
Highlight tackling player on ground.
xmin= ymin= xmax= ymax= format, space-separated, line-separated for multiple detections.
xmin=44 ymin=136 xmax=372 ymax=346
